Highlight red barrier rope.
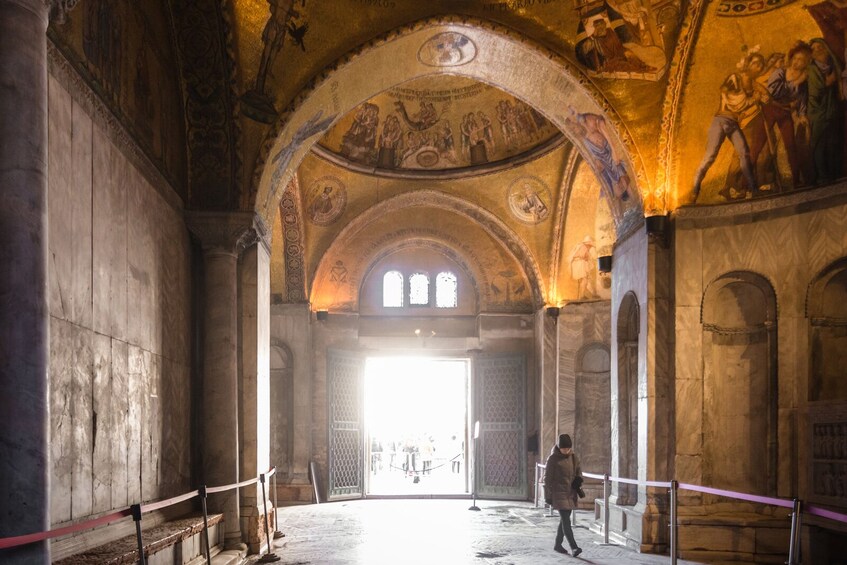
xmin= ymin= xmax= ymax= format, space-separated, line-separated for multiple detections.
xmin=0 ymin=467 xmax=277 ymax=551
xmin=0 ymin=509 xmax=132 ymax=550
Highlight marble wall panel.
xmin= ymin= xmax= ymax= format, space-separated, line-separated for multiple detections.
xmin=674 ymin=226 xmax=703 ymax=307
xmin=159 ymin=359 xmax=191 ymax=497
xmin=70 ymin=101 xmax=93 ymax=329
xmin=71 ymin=326 xmax=93 ymax=519
xmin=675 ymin=379 xmax=702 ymax=456
xmin=126 ymin=168 xmax=156 ymax=354
xmin=92 ymin=333 xmax=112 ymax=513
xmin=159 ymin=206 xmax=191 ymax=363
xmin=777 ymin=407 xmax=796 ymax=499
xmin=48 ymin=75 xmax=73 ymax=322
xmin=271 ymin=305 xmax=313 ymax=480
xmin=126 ymin=345 xmax=143 ymax=504
xmin=92 ymin=125 xmax=128 ymax=341
xmin=50 ymin=319 xmax=74 ymax=524
xmin=110 ymin=340 xmax=129 ymax=508
xmin=47 ymin=73 xmax=193 ymax=536
xmin=674 ymin=307 xmax=702 ymax=382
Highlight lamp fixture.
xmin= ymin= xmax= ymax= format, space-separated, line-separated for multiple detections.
xmin=316 ymin=310 xmax=328 ymax=321
xmin=598 ymin=255 xmax=612 ymax=273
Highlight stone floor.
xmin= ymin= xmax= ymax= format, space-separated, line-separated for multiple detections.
xmin=254 ymin=499 xmax=705 ymax=565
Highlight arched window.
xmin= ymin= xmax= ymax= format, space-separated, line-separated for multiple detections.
xmin=383 ymin=271 xmax=403 ymax=307
xmin=436 ymin=271 xmax=457 ymax=308
xmin=409 ymin=273 xmax=430 ymax=305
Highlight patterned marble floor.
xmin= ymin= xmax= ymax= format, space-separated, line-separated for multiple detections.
xmin=253 ymin=499 xmax=705 ymax=565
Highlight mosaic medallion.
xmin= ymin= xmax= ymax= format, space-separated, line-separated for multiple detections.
xmin=306 ymin=176 xmax=347 ymax=226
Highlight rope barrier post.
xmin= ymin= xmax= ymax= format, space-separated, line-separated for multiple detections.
xmin=603 ymin=473 xmax=610 ymax=545
xmin=788 ymin=498 xmax=801 ymax=565
xmin=199 ymin=486 xmax=212 ymax=565
xmin=131 ymin=504 xmax=146 ymax=565
xmin=272 ymin=468 xmax=284 ymax=539
xmin=534 ymin=464 xmax=539 ymax=508
xmin=258 ymin=473 xmax=281 ymax=563
xmin=670 ymin=480 xmax=678 ymax=565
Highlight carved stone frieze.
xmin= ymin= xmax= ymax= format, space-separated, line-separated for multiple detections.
xmin=186 ymin=211 xmax=263 ymax=254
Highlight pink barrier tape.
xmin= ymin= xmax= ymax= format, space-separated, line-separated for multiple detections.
xmin=582 ymin=472 xmax=605 ymax=480
xmin=805 ymin=505 xmax=847 ymax=524
xmin=141 ymin=490 xmax=200 ymax=513
xmin=0 ymin=508 xmax=132 ymax=550
xmin=678 ymin=482 xmax=794 ymax=509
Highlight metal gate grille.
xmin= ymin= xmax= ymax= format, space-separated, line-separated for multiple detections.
xmin=328 ymin=351 xmax=363 ymax=499
xmin=477 ymin=354 xmax=526 ymax=498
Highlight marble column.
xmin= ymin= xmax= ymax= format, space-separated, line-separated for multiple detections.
xmin=186 ymin=211 xmax=257 ymax=550
xmin=238 ymin=224 xmax=273 ymax=554
xmin=0 ymin=1 xmax=54 ymax=562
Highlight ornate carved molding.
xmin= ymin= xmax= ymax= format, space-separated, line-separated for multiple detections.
xmin=169 ymin=0 xmax=241 ymax=210
xmin=674 ymin=180 xmax=847 ymax=229
xmin=185 ymin=211 xmax=262 ymax=254
xmin=48 ymin=0 xmax=79 ymax=23
xmin=279 ymin=176 xmax=307 ymax=303
xmin=654 ymin=0 xmax=707 ymax=213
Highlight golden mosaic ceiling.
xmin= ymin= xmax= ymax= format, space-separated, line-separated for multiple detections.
xmin=314 ymin=75 xmax=564 ymax=176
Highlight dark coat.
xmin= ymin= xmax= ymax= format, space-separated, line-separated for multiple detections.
xmin=543 ymin=449 xmax=582 ymax=511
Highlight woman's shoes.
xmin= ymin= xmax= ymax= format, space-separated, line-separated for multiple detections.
xmin=572 ymin=547 xmax=583 ymax=557
xmin=553 ymin=544 xmax=569 ymax=554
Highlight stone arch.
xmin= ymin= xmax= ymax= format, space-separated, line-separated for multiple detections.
xmin=701 ymin=271 xmax=778 ymax=497
xmin=616 ymin=292 xmax=639 ymax=505
xmin=252 ymin=16 xmax=646 ymax=229
xmin=806 ymin=257 xmax=847 ymax=401
xmin=575 ymin=342 xmax=611 ymax=481
xmin=309 ymin=189 xmax=543 ymax=311
xmin=270 ymin=341 xmax=294 ymax=477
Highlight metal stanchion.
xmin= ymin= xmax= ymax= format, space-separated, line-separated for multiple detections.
xmin=272 ymin=469 xmax=284 ymax=539
xmin=469 ymin=422 xmax=480 ymax=511
xmin=131 ymin=504 xmax=146 ymax=565
xmin=199 ymin=486 xmax=212 ymax=565
xmin=787 ymin=498 xmax=801 ymax=565
xmin=258 ymin=474 xmax=281 ymax=563
xmin=604 ymin=473 xmax=610 ymax=545
xmin=534 ymin=465 xmax=540 ymax=508
xmin=670 ymin=480 xmax=678 ymax=565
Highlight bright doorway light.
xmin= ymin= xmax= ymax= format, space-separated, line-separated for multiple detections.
xmin=364 ymin=357 xmax=469 ymax=495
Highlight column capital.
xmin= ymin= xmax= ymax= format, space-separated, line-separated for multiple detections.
xmin=185 ymin=211 xmax=269 ymax=255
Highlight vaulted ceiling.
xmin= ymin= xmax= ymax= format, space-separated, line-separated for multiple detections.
xmin=48 ymin=0 xmax=847 ymax=309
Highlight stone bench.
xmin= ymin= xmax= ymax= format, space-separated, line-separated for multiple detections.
xmin=54 ymin=513 xmax=232 ymax=565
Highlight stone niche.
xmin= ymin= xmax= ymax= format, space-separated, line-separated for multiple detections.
xmin=701 ymin=272 xmax=777 ymax=497
xmin=806 ymin=258 xmax=847 ymax=508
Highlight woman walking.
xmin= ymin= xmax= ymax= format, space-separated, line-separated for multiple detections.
xmin=544 ymin=434 xmax=584 ymax=557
